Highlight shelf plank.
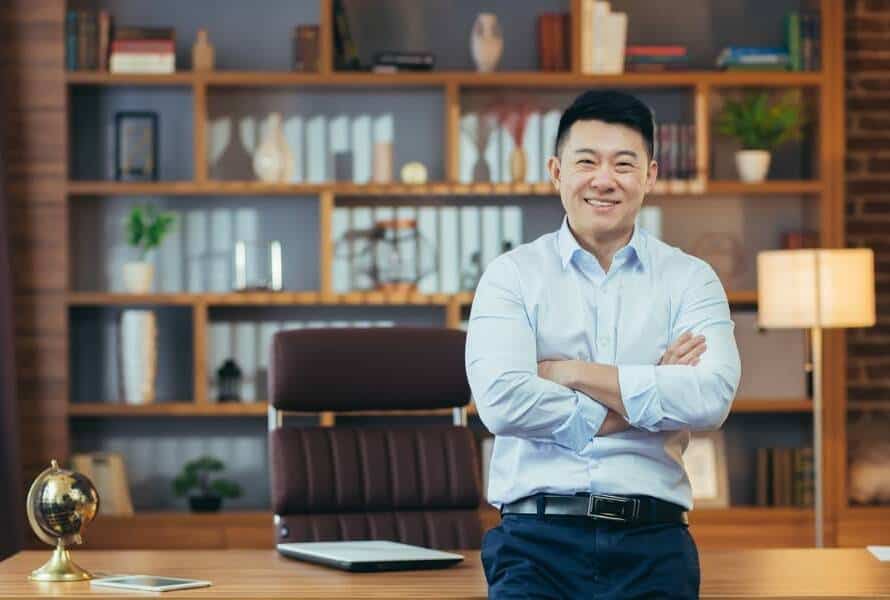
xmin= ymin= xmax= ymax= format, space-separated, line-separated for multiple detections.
xmin=67 ymin=70 xmax=824 ymax=88
xmin=707 ymin=180 xmax=824 ymax=195
xmin=68 ymin=398 xmax=805 ymax=418
xmin=67 ymin=289 xmax=759 ymax=307
xmin=69 ymin=402 xmax=269 ymax=417
xmin=67 ymin=180 xmax=824 ymax=197
xmin=66 ymin=72 xmax=195 ymax=85
xmin=731 ymin=398 xmax=812 ymax=413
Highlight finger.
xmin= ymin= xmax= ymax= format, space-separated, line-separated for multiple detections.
xmin=682 ymin=343 xmax=707 ymax=360
xmin=665 ymin=331 xmax=693 ymax=355
xmin=673 ymin=334 xmax=705 ymax=357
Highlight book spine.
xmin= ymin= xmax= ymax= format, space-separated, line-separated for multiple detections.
xmin=561 ymin=12 xmax=571 ymax=71
xmin=786 ymin=11 xmax=801 ymax=72
xmin=77 ymin=10 xmax=89 ymax=71
xmin=536 ymin=15 xmax=550 ymax=71
xmin=97 ymin=10 xmax=111 ymax=71
xmin=66 ymin=10 xmax=78 ymax=70
xmin=111 ymin=40 xmax=176 ymax=53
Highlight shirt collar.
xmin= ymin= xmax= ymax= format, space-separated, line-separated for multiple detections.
xmin=557 ymin=217 xmax=647 ymax=272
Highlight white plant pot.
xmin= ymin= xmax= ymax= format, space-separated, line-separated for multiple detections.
xmin=120 ymin=309 xmax=157 ymax=405
xmin=122 ymin=261 xmax=154 ymax=293
xmin=471 ymin=13 xmax=503 ymax=72
xmin=735 ymin=150 xmax=772 ymax=183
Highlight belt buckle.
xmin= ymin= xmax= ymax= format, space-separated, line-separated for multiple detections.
xmin=586 ymin=494 xmax=640 ymax=522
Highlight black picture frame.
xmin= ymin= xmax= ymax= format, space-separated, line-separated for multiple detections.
xmin=114 ymin=111 xmax=158 ymax=181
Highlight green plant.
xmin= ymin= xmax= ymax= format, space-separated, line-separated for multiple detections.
xmin=125 ymin=205 xmax=175 ymax=260
xmin=716 ymin=91 xmax=806 ymax=151
xmin=172 ymin=456 xmax=243 ymax=499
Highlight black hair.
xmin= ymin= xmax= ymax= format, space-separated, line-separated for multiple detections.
xmin=553 ymin=89 xmax=655 ymax=160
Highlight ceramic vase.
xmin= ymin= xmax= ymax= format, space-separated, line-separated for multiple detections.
xmin=122 ymin=261 xmax=154 ymax=293
xmin=192 ymin=28 xmax=215 ymax=71
xmin=252 ymin=113 xmax=296 ymax=182
xmin=509 ymin=147 xmax=527 ymax=183
xmin=735 ymin=150 xmax=771 ymax=183
xmin=471 ymin=13 xmax=503 ymax=73
xmin=120 ymin=309 xmax=157 ymax=405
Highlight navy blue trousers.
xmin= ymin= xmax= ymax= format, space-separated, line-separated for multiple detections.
xmin=481 ymin=514 xmax=700 ymax=599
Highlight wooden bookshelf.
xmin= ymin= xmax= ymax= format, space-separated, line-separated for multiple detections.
xmin=9 ymin=0 xmax=849 ymax=551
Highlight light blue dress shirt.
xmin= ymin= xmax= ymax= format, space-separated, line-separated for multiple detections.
xmin=466 ymin=218 xmax=741 ymax=509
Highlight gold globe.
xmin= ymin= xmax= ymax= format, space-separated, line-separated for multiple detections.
xmin=26 ymin=460 xmax=100 ymax=581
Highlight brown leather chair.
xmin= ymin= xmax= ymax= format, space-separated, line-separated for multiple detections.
xmin=268 ymin=327 xmax=483 ymax=550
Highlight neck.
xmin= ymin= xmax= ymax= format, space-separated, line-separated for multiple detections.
xmin=568 ymin=221 xmax=634 ymax=272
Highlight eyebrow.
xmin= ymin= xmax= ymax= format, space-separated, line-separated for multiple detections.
xmin=574 ymin=148 xmax=640 ymax=160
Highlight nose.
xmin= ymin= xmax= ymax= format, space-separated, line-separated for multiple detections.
xmin=587 ymin=165 xmax=616 ymax=193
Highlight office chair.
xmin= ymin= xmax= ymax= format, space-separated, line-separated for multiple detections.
xmin=267 ymin=327 xmax=483 ymax=550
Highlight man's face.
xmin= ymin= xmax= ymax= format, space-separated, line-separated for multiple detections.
xmin=548 ymin=119 xmax=657 ymax=241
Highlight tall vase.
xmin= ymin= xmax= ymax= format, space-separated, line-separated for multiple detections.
xmin=252 ymin=113 xmax=295 ymax=182
xmin=120 ymin=310 xmax=157 ymax=405
xmin=509 ymin=147 xmax=527 ymax=183
xmin=191 ymin=28 xmax=215 ymax=71
xmin=471 ymin=13 xmax=503 ymax=73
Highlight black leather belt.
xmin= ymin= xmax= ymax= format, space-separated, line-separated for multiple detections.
xmin=501 ymin=493 xmax=688 ymax=525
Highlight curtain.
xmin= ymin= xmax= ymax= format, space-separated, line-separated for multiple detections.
xmin=0 ymin=81 xmax=23 ymax=560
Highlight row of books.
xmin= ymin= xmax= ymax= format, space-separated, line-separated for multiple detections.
xmin=331 ymin=205 xmax=523 ymax=294
xmin=756 ymin=447 xmax=815 ymax=508
xmin=579 ymin=1 xmax=627 ymax=74
xmin=785 ymin=11 xmax=822 ymax=72
xmin=65 ymin=9 xmax=177 ymax=74
xmin=626 ymin=45 xmax=689 ymax=73
xmin=656 ymin=122 xmax=698 ymax=182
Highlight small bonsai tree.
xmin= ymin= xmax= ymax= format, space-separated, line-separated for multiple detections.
xmin=716 ymin=91 xmax=806 ymax=151
xmin=172 ymin=456 xmax=242 ymax=501
xmin=125 ymin=205 xmax=176 ymax=261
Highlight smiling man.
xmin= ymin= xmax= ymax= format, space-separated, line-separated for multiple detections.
xmin=466 ymin=90 xmax=741 ymax=599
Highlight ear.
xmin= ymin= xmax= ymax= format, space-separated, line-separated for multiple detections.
xmin=547 ymin=155 xmax=561 ymax=192
xmin=643 ymin=159 xmax=658 ymax=194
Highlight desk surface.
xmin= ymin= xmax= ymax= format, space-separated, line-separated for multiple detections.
xmin=0 ymin=549 xmax=889 ymax=598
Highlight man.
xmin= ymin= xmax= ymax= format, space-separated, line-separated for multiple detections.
xmin=466 ymin=89 xmax=741 ymax=599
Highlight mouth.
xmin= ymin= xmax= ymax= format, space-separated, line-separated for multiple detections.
xmin=584 ymin=198 xmax=620 ymax=209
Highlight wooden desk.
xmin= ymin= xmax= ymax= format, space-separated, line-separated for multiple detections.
xmin=1 ymin=549 xmax=889 ymax=598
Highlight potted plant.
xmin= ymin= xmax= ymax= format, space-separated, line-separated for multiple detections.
xmin=172 ymin=456 xmax=243 ymax=513
xmin=716 ymin=91 xmax=805 ymax=183
xmin=123 ymin=205 xmax=175 ymax=293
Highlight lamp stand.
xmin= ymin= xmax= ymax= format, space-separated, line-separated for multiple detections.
xmin=811 ymin=326 xmax=823 ymax=548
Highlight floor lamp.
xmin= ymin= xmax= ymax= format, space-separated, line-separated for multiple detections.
xmin=757 ymin=248 xmax=875 ymax=547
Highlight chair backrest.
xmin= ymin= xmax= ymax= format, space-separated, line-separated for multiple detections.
xmin=268 ymin=327 xmax=483 ymax=549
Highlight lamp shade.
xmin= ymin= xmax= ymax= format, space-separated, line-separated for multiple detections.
xmin=757 ymin=248 xmax=876 ymax=329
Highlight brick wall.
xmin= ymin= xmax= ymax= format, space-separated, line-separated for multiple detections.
xmin=846 ymin=0 xmax=890 ymax=408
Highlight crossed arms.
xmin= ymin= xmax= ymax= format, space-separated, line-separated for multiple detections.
xmin=465 ymin=255 xmax=741 ymax=454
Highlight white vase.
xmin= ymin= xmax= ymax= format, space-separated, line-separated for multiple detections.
xmin=471 ymin=13 xmax=503 ymax=73
xmin=735 ymin=150 xmax=771 ymax=183
xmin=122 ymin=261 xmax=154 ymax=293
xmin=252 ymin=112 xmax=295 ymax=182
xmin=120 ymin=309 xmax=157 ymax=405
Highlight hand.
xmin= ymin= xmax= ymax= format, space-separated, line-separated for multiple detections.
xmin=597 ymin=410 xmax=631 ymax=435
xmin=659 ymin=331 xmax=706 ymax=366
xmin=537 ymin=359 xmax=577 ymax=388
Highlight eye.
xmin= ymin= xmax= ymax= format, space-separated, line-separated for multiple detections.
xmin=616 ymin=162 xmax=635 ymax=168
xmin=578 ymin=159 xmax=595 ymax=165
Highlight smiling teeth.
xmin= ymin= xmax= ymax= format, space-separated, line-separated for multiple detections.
xmin=585 ymin=199 xmax=615 ymax=207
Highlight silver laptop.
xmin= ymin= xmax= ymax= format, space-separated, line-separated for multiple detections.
xmin=277 ymin=540 xmax=464 ymax=572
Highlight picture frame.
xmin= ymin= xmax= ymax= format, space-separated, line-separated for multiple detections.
xmin=115 ymin=111 xmax=159 ymax=181
xmin=684 ymin=430 xmax=730 ymax=508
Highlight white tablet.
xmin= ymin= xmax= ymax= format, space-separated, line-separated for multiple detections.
xmin=90 ymin=575 xmax=212 ymax=592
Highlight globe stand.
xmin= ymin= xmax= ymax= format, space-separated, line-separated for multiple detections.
xmin=29 ymin=540 xmax=93 ymax=582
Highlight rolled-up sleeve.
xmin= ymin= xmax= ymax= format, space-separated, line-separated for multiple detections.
xmin=466 ymin=255 xmax=608 ymax=453
xmin=618 ymin=262 xmax=741 ymax=432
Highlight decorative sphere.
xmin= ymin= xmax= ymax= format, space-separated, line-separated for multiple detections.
xmin=27 ymin=460 xmax=99 ymax=547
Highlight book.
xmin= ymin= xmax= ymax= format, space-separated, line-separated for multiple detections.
xmin=294 ymin=25 xmax=320 ymax=72
xmin=332 ymin=0 xmax=361 ymax=70
xmin=97 ymin=10 xmax=111 ymax=71
xmin=65 ymin=11 xmax=78 ymax=70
